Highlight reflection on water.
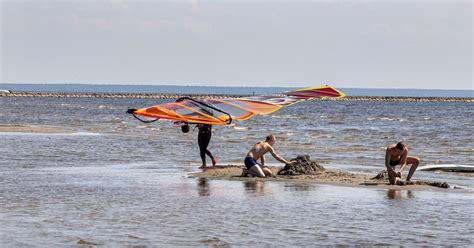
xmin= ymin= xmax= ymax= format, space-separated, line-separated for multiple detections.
xmin=243 ymin=180 xmax=266 ymax=197
xmin=0 ymin=163 xmax=472 ymax=246
xmin=386 ymin=189 xmax=415 ymax=200
xmin=197 ymin=178 xmax=210 ymax=197
xmin=282 ymin=183 xmax=317 ymax=192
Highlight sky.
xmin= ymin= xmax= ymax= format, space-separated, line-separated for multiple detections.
xmin=0 ymin=0 xmax=472 ymax=90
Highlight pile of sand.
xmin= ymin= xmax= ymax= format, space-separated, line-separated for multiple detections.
xmin=278 ymin=155 xmax=325 ymax=176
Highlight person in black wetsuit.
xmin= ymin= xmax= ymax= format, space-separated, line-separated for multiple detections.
xmin=197 ymin=124 xmax=217 ymax=169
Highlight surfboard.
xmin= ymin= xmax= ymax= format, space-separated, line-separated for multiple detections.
xmin=416 ymin=164 xmax=474 ymax=172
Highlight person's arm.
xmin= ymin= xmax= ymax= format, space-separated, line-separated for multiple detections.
xmin=398 ymin=150 xmax=408 ymax=174
xmin=260 ymin=155 xmax=265 ymax=167
xmin=269 ymin=146 xmax=290 ymax=164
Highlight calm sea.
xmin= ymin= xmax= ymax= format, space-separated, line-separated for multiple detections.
xmin=0 ymin=89 xmax=473 ymax=246
xmin=1 ymin=83 xmax=473 ymax=97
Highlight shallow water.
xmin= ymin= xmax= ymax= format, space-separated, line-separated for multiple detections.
xmin=0 ymin=96 xmax=473 ymax=246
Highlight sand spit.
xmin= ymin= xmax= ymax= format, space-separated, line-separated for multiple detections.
xmin=1 ymin=91 xmax=472 ymax=102
xmin=192 ymin=156 xmax=456 ymax=191
xmin=192 ymin=166 xmax=455 ymax=191
xmin=0 ymin=124 xmax=65 ymax=133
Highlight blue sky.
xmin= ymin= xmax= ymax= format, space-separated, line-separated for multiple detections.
xmin=1 ymin=0 xmax=472 ymax=89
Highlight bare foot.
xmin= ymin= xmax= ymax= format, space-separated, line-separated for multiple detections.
xmin=396 ymin=180 xmax=406 ymax=186
xmin=211 ymin=157 xmax=217 ymax=167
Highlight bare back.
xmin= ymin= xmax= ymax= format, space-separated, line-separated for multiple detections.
xmin=246 ymin=141 xmax=272 ymax=160
xmin=246 ymin=140 xmax=288 ymax=165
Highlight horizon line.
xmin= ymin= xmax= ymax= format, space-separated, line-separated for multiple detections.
xmin=0 ymin=82 xmax=472 ymax=91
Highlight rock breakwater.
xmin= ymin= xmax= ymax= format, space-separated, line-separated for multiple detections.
xmin=1 ymin=91 xmax=472 ymax=102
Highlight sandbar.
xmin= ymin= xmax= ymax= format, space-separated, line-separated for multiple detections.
xmin=0 ymin=125 xmax=65 ymax=133
xmin=191 ymin=165 xmax=458 ymax=191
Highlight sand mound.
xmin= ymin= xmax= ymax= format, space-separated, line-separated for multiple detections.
xmin=371 ymin=170 xmax=450 ymax=188
xmin=278 ymin=155 xmax=325 ymax=176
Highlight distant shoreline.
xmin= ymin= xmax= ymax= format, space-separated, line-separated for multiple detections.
xmin=1 ymin=91 xmax=472 ymax=102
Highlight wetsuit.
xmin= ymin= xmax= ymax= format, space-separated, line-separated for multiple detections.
xmin=197 ymin=124 xmax=215 ymax=165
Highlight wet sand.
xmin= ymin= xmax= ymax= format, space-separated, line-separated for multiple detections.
xmin=192 ymin=165 xmax=455 ymax=191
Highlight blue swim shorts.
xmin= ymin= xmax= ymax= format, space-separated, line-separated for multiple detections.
xmin=244 ymin=157 xmax=257 ymax=170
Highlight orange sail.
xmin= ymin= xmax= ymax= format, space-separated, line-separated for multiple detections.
xmin=128 ymin=85 xmax=345 ymax=125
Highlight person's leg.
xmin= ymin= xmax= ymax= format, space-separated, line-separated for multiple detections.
xmin=241 ymin=167 xmax=249 ymax=177
xmin=198 ymin=133 xmax=207 ymax=168
xmin=249 ymin=165 xmax=266 ymax=178
xmin=202 ymin=132 xmax=216 ymax=166
xmin=405 ymin=156 xmax=420 ymax=181
xmin=386 ymin=165 xmax=398 ymax=185
xmin=262 ymin=167 xmax=273 ymax=177
xmin=205 ymin=150 xmax=216 ymax=164
xmin=243 ymin=157 xmax=256 ymax=177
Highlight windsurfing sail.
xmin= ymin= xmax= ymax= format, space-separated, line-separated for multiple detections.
xmin=127 ymin=85 xmax=345 ymax=125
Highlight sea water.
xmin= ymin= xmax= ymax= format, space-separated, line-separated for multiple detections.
xmin=0 ymin=95 xmax=473 ymax=246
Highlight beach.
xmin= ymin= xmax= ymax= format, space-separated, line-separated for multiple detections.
xmin=0 ymin=93 xmax=473 ymax=246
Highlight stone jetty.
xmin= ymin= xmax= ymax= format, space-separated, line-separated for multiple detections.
xmin=0 ymin=91 xmax=472 ymax=102
xmin=0 ymin=91 xmax=241 ymax=99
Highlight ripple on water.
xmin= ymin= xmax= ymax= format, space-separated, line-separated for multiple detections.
xmin=1 ymin=98 xmax=473 ymax=246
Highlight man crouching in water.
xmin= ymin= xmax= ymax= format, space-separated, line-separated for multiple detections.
xmin=243 ymin=134 xmax=291 ymax=178
xmin=385 ymin=142 xmax=420 ymax=185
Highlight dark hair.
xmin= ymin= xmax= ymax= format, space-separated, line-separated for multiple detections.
xmin=266 ymin=134 xmax=275 ymax=142
xmin=396 ymin=142 xmax=406 ymax=151
xmin=181 ymin=124 xmax=190 ymax=133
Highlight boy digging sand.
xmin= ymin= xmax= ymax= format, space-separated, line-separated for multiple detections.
xmin=385 ymin=142 xmax=420 ymax=185
xmin=242 ymin=134 xmax=291 ymax=178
